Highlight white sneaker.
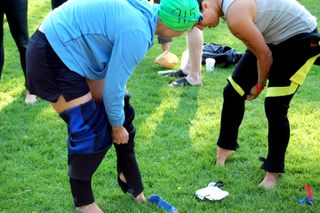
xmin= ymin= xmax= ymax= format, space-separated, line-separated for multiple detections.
xmin=195 ymin=182 xmax=229 ymax=201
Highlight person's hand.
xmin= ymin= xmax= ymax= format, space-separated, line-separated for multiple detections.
xmin=112 ymin=126 xmax=129 ymax=144
xmin=246 ymin=84 xmax=263 ymax=100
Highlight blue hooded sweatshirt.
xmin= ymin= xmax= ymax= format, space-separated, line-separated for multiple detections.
xmin=42 ymin=0 xmax=159 ymax=126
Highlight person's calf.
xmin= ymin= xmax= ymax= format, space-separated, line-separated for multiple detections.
xmin=119 ymin=172 xmax=146 ymax=202
xmin=25 ymin=90 xmax=37 ymax=104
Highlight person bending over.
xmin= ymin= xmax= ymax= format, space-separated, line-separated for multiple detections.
xmin=196 ymin=0 xmax=320 ymax=188
xmin=26 ymin=0 xmax=202 ymax=212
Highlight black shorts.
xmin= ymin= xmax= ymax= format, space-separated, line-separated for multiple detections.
xmin=158 ymin=37 xmax=172 ymax=44
xmin=26 ymin=30 xmax=90 ymax=102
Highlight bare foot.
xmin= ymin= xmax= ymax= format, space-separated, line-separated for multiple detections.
xmin=259 ymin=172 xmax=279 ymax=189
xmin=25 ymin=90 xmax=37 ymax=104
xmin=185 ymin=75 xmax=202 ymax=86
xmin=216 ymin=147 xmax=235 ymax=166
xmin=134 ymin=192 xmax=146 ymax=203
xmin=76 ymin=202 xmax=103 ymax=213
xmin=119 ymin=172 xmax=146 ymax=202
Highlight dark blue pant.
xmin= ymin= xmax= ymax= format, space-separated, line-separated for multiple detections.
xmin=61 ymin=96 xmax=143 ymax=207
xmin=0 ymin=0 xmax=29 ymax=88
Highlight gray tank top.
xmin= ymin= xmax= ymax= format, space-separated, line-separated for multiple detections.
xmin=221 ymin=0 xmax=317 ymax=44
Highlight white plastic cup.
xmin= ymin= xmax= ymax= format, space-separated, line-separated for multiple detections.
xmin=205 ymin=58 xmax=216 ymax=72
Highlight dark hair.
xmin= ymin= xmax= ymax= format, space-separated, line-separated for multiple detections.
xmin=197 ymin=0 xmax=203 ymax=11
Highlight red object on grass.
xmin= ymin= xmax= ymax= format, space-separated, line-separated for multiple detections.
xmin=305 ymin=185 xmax=313 ymax=198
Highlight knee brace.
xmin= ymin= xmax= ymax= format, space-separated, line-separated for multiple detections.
xmin=114 ymin=95 xmax=143 ymax=197
xmin=59 ymin=99 xmax=112 ymax=180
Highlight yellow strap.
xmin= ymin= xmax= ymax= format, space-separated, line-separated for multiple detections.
xmin=266 ymin=53 xmax=320 ymax=97
xmin=227 ymin=76 xmax=245 ymax=96
xmin=266 ymin=81 xmax=300 ymax=97
xmin=291 ymin=53 xmax=320 ymax=84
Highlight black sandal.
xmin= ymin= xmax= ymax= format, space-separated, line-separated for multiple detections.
xmin=170 ymin=77 xmax=203 ymax=87
xmin=158 ymin=69 xmax=187 ymax=77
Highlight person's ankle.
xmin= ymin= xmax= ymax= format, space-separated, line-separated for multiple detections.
xmin=185 ymin=75 xmax=202 ymax=85
xmin=216 ymin=147 xmax=235 ymax=166
xmin=259 ymin=172 xmax=279 ymax=189
xmin=25 ymin=90 xmax=37 ymax=104
xmin=76 ymin=202 xmax=103 ymax=213
xmin=134 ymin=192 xmax=146 ymax=203
xmin=118 ymin=172 xmax=145 ymax=202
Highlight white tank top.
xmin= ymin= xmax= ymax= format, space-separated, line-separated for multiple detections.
xmin=221 ymin=0 xmax=317 ymax=44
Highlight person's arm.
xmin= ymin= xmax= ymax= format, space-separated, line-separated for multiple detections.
xmin=104 ymin=30 xmax=149 ymax=144
xmin=226 ymin=1 xmax=272 ymax=100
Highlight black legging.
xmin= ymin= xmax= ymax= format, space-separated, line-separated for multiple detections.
xmin=0 ymin=0 xmax=29 ymax=88
xmin=217 ymin=31 xmax=320 ymax=173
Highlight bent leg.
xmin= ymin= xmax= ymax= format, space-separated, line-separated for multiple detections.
xmin=217 ymin=83 xmax=246 ymax=150
xmin=58 ymin=99 xmax=113 ymax=208
xmin=5 ymin=0 xmax=29 ymax=87
xmin=216 ymin=83 xmax=245 ymax=165
xmin=259 ymin=95 xmax=293 ymax=189
xmin=114 ymin=95 xmax=144 ymax=200
xmin=183 ymin=27 xmax=203 ymax=85
xmin=262 ymin=95 xmax=293 ymax=173
xmin=26 ymin=29 xmax=107 ymax=209
xmin=216 ymin=50 xmax=258 ymax=165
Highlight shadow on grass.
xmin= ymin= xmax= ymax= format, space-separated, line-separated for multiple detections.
xmin=0 ymin=90 xmax=70 ymax=212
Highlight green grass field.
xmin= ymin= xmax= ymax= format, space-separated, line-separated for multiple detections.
xmin=0 ymin=0 xmax=319 ymax=212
